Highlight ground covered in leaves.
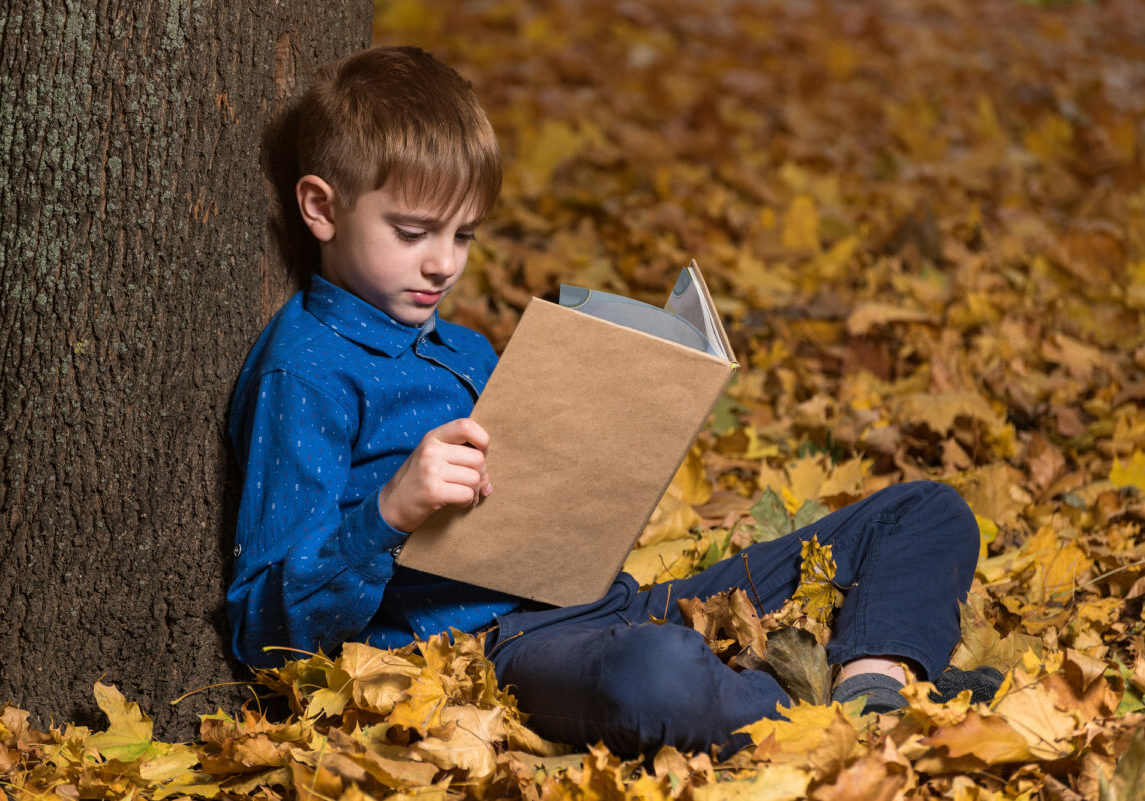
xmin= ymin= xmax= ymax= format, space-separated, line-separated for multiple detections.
xmin=5 ymin=0 xmax=1145 ymax=798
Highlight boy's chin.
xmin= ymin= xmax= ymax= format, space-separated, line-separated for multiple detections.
xmin=388 ymin=304 xmax=438 ymax=327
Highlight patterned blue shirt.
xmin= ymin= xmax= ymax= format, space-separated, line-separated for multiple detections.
xmin=227 ymin=275 xmax=521 ymax=666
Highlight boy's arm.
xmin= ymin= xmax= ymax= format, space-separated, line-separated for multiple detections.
xmin=226 ymin=369 xmax=407 ymax=666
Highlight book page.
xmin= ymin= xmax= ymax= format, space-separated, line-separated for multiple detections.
xmin=663 ymin=264 xmax=731 ymax=360
xmin=558 ymin=284 xmax=718 ymax=356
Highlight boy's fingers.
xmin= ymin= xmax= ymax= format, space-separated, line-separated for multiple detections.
xmin=439 ymin=443 xmax=487 ymax=471
xmin=434 ymin=463 xmax=487 ymax=495
xmin=434 ymin=469 xmax=490 ymax=509
xmin=433 ymin=418 xmax=490 ymax=452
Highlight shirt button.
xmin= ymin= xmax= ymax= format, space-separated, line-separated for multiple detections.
xmin=233 ymin=544 xmax=242 ymax=557
xmin=391 ymin=544 xmax=404 ymax=557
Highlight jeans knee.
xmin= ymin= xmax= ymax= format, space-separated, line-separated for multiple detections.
xmin=923 ymin=481 xmax=978 ymax=542
xmin=595 ymin=624 xmax=750 ymax=754
xmin=596 ymin=625 xmax=715 ymax=718
xmin=914 ymin=481 xmax=980 ymax=582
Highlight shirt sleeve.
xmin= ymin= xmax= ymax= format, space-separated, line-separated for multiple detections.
xmin=226 ymin=368 xmax=406 ymax=666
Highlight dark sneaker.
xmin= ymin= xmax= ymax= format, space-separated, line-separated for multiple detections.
xmin=928 ymin=666 xmax=1004 ymax=705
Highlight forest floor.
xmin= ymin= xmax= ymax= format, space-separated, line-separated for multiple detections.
xmin=5 ymin=0 xmax=1145 ymax=798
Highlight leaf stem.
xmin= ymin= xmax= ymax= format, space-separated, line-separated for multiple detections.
xmin=262 ymin=645 xmax=333 ymax=661
xmin=1077 ymin=558 xmax=1145 ymax=590
xmin=169 ymin=681 xmax=259 ymax=706
xmin=742 ymin=553 xmax=765 ymax=615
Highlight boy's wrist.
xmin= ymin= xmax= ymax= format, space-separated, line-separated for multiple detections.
xmin=377 ymin=485 xmax=419 ymax=535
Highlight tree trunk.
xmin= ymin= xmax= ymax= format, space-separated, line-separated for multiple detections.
xmin=0 ymin=0 xmax=372 ymax=738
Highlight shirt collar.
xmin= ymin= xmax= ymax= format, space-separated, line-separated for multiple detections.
xmin=303 ymin=274 xmax=460 ymax=357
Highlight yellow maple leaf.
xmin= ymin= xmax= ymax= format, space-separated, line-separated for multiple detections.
xmin=845 ymin=303 xmax=938 ymax=336
xmin=950 ymin=593 xmax=1037 ymax=674
xmin=672 ymin=445 xmax=713 ymax=506
xmin=786 ymin=456 xmax=829 ymax=509
xmin=339 ymin=643 xmax=420 ymax=715
xmin=411 ymin=706 xmax=505 ymax=779
xmin=815 ymin=235 xmax=860 ymax=283
xmin=782 ymin=195 xmax=821 ymax=254
xmin=900 ymin=681 xmax=973 ymax=730
xmin=742 ymin=425 xmax=781 ymax=460
xmin=992 ymin=682 xmax=1082 ymax=760
xmin=638 ymin=490 xmax=701 ymax=547
xmin=736 ymin=701 xmax=854 ymax=760
xmin=290 ymin=758 xmax=343 ymax=801
xmin=947 ymin=463 xmax=1029 ymax=528
xmin=974 ymin=514 xmax=998 ymax=561
xmin=1075 ymin=596 xmax=1124 ymax=625
xmin=894 ymin=392 xmax=1004 ymax=436
xmin=791 ymin=535 xmax=839 ymax=625
xmin=388 ymin=674 xmax=448 ymax=734
xmin=306 ymin=681 xmax=351 ymax=720
xmin=1111 ymin=450 xmax=1145 ymax=490
xmin=623 ymin=535 xmax=704 ymax=588
xmin=809 ymin=751 xmax=910 ymax=801
xmin=780 ymin=485 xmax=802 ymax=516
xmin=1021 ymin=525 xmax=1093 ymax=602
xmin=817 ymin=456 xmax=871 ymax=500
xmin=758 ymin=460 xmax=789 ymax=497
xmin=573 ymin=743 xmax=630 ymax=798
xmin=87 ymin=682 xmax=157 ymax=762
xmin=923 ymin=710 xmax=1032 ymax=765
xmin=692 ymin=763 xmax=811 ymax=801
xmin=624 ymin=774 xmax=672 ymax=801
xmin=729 ymin=252 xmax=798 ymax=309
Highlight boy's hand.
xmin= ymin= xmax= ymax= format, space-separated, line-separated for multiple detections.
xmin=378 ymin=418 xmax=492 ymax=534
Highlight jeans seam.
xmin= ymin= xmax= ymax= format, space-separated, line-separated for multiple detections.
xmin=855 ymin=519 xmax=879 ymax=647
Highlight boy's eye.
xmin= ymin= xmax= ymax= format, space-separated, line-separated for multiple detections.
xmin=455 ymin=231 xmax=477 ymax=244
xmin=394 ymin=228 xmax=426 ymax=242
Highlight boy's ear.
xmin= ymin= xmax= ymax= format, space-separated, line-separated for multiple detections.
xmin=296 ymin=175 xmax=337 ymax=242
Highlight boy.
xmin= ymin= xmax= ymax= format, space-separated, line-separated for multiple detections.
xmin=228 ymin=45 xmax=986 ymax=756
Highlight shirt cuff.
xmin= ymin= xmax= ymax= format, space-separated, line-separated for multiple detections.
xmin=337 ymin=487 xmax=410 ymax=580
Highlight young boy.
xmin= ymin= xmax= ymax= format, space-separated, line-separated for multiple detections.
xmin=228 ymin=45 xmax=985 ymax=757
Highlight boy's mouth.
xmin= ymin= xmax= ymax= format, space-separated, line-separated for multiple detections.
xmin=409 ymin=289 xmax=444 ymax=305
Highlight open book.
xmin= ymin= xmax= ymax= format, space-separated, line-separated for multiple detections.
xmin=397 ymin=260 xmax=736 ymax=607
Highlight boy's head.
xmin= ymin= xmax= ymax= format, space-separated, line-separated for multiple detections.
xmin=296 ymin=45 xmax=501 ymax=217
xmin=292 ymin=46 xmax=502 ymax=326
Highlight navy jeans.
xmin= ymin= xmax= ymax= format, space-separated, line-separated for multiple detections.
xmin=485 ymin=481 xmax=979 ymax=755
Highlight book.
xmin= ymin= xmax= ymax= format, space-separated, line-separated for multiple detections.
xmin=396 ymin=260 xmax=737 ymax=607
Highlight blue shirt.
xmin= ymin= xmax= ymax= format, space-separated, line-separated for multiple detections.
xmin=227 ymin=275 xmax=521 ymax=666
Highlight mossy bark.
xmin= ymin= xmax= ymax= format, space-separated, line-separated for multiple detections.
xmin=0 ymin=0 xmax=371 ymax=738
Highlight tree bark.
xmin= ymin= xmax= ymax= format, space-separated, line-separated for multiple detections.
xmin=0 ymin=0 xmax=372 ymax=738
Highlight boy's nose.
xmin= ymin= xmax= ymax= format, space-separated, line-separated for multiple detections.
xmin=423 ymin=242 xmax=458 ymax=279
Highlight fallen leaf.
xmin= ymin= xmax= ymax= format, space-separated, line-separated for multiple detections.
xmin=790 ymin=535 xmax=840 ymax=625
xmin=87 ymin=682 xmax=158 ymax=762
xmin=765 ymin=627 xmax=832 ymax=706
xmin=693 ymin=763 xmax=811 ymax=801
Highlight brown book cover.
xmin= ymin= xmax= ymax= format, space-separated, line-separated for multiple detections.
xmin=397 ymin=265 xmax=736 ymax=607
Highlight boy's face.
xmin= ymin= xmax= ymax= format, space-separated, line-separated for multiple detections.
xmin=311 ymin=182 xmax=480 ymax=327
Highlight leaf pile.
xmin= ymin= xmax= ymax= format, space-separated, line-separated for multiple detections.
xmin=6 ymin=0 xmax=1145 ymax=798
